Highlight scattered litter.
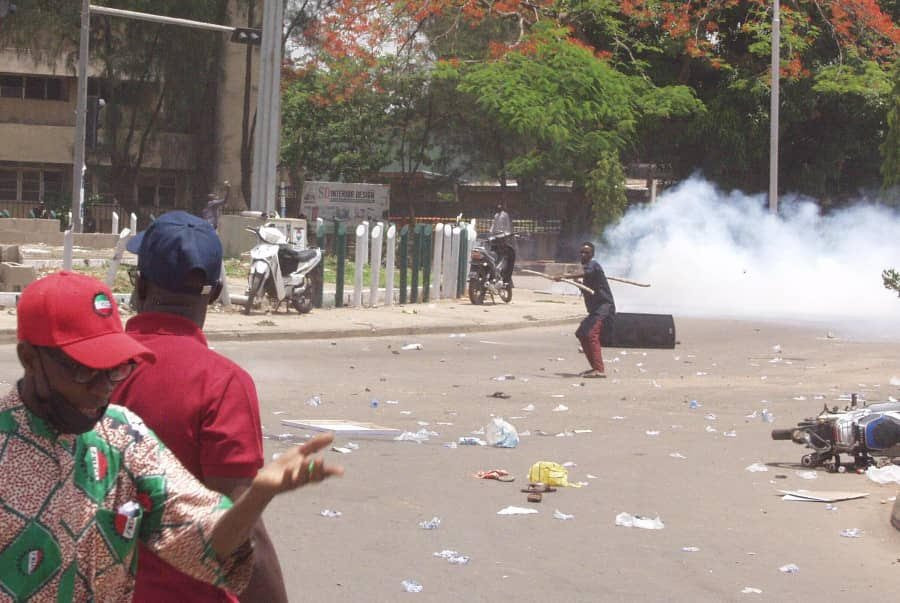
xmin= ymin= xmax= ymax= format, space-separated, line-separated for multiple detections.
xmin=793 ymin=396 xmax=807 ymax=401
xmin=401 ymin=343 xmax=423 ymax=351
xmin=615 ymin=513 xmax=664 ymax=530
xmin=332 ymin=446 xmax=353 ymax=454
xmin=586 ymin=474 xmax=598 ymax=479
xmin=645 ymin=430 xmax=660 ymax=436
xmin=497 ymin=506 xmax=539 ymax=515
xmin=682 ymin=546 xmax=700 ymax=553
xmin=723 ymin=430 xmax=737 ymax=438
xmin=611 ymin=415 xmax=626 ymax=420
xmin=528 ymin=461 xmax=579 ymax=487
xmin=696 ymin=372 xmax=708 ymax=376
xmin=779 ymin=490 xmax=868 ymax=503
xmin=471 ymin=427 xmax=485 ymax=435
xmin=444 ymin=442 xmax=458 ymax=449
xmin=795 ymin=471 xmax=818 ymax=480
xmin=370 ymin=399 xmax=379 ymax=408
xmin=492 ymin=374 xmax=515 ymax=381
xmin=779 ymin=563 xmax=800 ymax=574
xmin=401 ymin=580 xmax=423 ymax=593
xmin=418 ymin=517 xmax=441 ymax=530
xmin=519 ymin=430 xmax=531 ymax=436
xmin=281 ymin=419 xmax=401 ymax=438
xmin=433 ymin=550 xmax=470 ymax=565
xmin=551 ymin=394 xmax=566 ymax=398
xmin=573 ymin=429 xmax=592 ymax=434
xmin=689 ymin=400 xmax=701 ymax=409
xmin=553 ymin=509 xmax=575 ymax=520
xmin=741 ymin=587 xmax=763 ymax=594
xmin=745 ymin=463 xmax=769 ymax=472
xmin=704 ymin=413 xmax=717 ymax=421
xmin=889 ymin=376 xmax=900 ymax=386
xmin=705 ymin=425 xmax=717 ymax=433
xmin=458 ymin=437 xmax=487 ymax=446
xmin=825 ymin=504 xmax=838 ymax=511
xmin=305 ymin=396 xmax=322 ymax=407
xmin=865 ymin=465 xmax=900 ymax=484
xmin=272 ymin=410 xmax=287 ymax=415
xmin=489 ymin=391 xmax=511 ymax=399
xmin=319 ymin=509 xmax=342 ymax=518
xmin=552 ymin=404 xmax=569 ymax=412
xmin=400 ymin=410 xmax=413 ymax=415
xmin=385 ymin=400 xmax=400 ymax=405
xmin=394 ymin=428 xmax=437 ymax=443
xmin=669 ymin=452 xmax=687 ymax=459
xmin=448 ymin=333 xmax=466 ymax=338
xmin=839 ymin=528 xmax=863 ymax=538
xmin=744 ymin=411 xmax=758 ymax=419
xmin=474 ymin=469 xmax=514 ymax=482
xmin=761 ymin=409 xmax=775 ymax=423
xmin=521 ymin=404 xmax=536 ymax=412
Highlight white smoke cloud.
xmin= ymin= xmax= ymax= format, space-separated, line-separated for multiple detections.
xmin=598 ymin=176 xmax=900 ymax=338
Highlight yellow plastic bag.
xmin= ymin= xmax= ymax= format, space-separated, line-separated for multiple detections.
xmin=527 ymin=461 xmax=580 ymax=488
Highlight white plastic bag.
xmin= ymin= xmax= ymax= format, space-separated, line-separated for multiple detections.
xmin=484 ymin=417 xmax=519 ymax=448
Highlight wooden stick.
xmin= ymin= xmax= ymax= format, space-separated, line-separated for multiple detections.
xmin=607 ymin=276 xmax=650 ymax=288
xmin=521 ymin=269 xmax=594 ymax=295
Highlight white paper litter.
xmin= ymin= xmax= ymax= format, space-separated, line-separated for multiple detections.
xmin=741 ymin=587 xmax=763 ymax=594
xmin=497 ymin=506 xmax=539 ymax=516
xmin=521 ymin=404 xmax=536 ymax=412
xmin=401 ymin=343 xmax=423 ymax=350
xmin=615 ymin=512 xmax=664 ymax=530
xmin=779 ymin=563 xmax=800 ymax=574
xmin=319 ymin=509 xmax=342 ymax=518
xmin=865 ymin=465 xmax=900 ymax=484
xmin=553 ymin=509 xmax=575 ymax=520
xmin=746 ymin=463 xmax=768 ymax=472
xmin=552 ymin=404 xmax=569 ymax=412
xmin=795 ymin=470 xmax=818 ymax=480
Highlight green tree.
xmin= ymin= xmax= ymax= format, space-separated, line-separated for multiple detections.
xmin=0 ymin=1 xmax=228 ymax=210
xmin=881 ymin=59 xmax=900 ymax=194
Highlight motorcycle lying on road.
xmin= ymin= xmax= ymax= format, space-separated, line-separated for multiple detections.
xmin=771 ymin=395 xmax=900 ymax=471
xmin=244 ymin=223 xmax=322 ymax=315
xmin=468 ymin=232 xmax=518 ymax=305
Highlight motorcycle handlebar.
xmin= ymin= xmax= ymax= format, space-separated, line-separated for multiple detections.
xmin=771 ymin=428 xmax=795 ymax=440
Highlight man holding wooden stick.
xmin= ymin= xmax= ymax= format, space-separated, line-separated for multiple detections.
xmin=555 ymin=242 xmax=616 ymax=378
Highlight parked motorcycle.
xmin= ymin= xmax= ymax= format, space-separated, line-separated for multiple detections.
xmin=468 ymin=232 xmax=518 ymax=305
xmin=244 ymin=223 xmax=322 ymax=315
xmin=771 ymin=394 xmax=900 ymax=471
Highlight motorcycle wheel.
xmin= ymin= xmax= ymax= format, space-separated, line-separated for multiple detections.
xmin=244 ymin=272 xmax=265 ymax=315
xmin=499 ymin=282 xmax=513 ymax=303
xmin=468 ymin=280 xmax=486 ymax=305
xmin=800 ymin=454 xmax=817 ymax=468
xmin=291 ymin=294 xmax=313 ymax=314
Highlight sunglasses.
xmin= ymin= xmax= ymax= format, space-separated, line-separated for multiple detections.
xmin=39 ymin=347 xmax=135 ymax=384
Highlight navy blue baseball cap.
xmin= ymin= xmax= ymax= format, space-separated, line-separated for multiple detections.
xmin=127 ymin=211 xmax=222 ymax=294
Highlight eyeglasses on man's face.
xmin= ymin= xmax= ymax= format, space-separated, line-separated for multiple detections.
xmin=38 ymin=347 xmax=134 ymax=384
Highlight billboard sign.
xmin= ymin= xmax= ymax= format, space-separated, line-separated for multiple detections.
xmin=300 ymin=181 xmax=390 ymax=224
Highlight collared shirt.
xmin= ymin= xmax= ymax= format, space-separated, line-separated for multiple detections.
xmin=581 ymin=259 xmax=616 ymax=319
xmin=490 ymin=211 xmax=512 ymax=235
xmin=113 ymin=312 xmax=264 ymax=603
xmin=0 ymin=389 xmax=253 ymax=602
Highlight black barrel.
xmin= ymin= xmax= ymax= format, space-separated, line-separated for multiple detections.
xmin=601 ymin=312 xmax=676 ymax=349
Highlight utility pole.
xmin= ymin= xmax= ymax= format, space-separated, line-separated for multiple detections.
xmin=769 ymin=0 xmax=780 ymax=214
xmin=249 ymin=0 xmax=283 ymax=215
xmin=71 ymin=0 xmax=90 ymax=233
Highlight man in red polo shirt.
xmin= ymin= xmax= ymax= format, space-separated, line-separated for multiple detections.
xmin=114 ymin=211 xmax=287 ymax=602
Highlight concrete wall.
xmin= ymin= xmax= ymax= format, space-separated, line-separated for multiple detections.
xmin=0 ymin=231 xmax=119 ymax=249
xmin=218 ymin=214 xmax=262 ymax=259
xmin=0 ymin=218 xmax=61 ymax=234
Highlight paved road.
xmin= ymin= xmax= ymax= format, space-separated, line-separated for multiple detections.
xmin=2 ymin=317 xmax=898 ymax=601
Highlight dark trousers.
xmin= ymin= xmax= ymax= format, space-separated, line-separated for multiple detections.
xmin=576 ymin=314 xmax=605 ymax=372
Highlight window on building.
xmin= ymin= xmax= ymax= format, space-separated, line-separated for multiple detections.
xmin=138 ymin=184 xmax=156 ymax=207
xmin=45 ymin=78 xmax=64 ymax=101
xmin=21 ymin=171 xmax=40 ymax=202
xmin=0 ymin=75 xmax=23 ymax=98
xmin=0 ymin=170 xmax=17 ymax=200
xmin=43 ymin=171 xmax=63 ymax=205
xmin=157 ymin=174 xmax=177 ymax=205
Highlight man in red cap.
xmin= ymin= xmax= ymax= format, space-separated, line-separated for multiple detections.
xmin=0 ymin=271 xmax=343 ymax=601
xmin=114 ymin=210 xmax=286 ymax=602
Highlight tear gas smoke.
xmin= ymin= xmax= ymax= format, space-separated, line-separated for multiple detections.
xmin=598 ymin=177 xmax=900 ymax=338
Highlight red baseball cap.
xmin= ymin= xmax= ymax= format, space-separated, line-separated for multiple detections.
xmin=17 ymin=271 xmax=155 ymax=369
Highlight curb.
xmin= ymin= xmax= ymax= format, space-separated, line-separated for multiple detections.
xmin=0 ymin=316 xmax=581 ymax=345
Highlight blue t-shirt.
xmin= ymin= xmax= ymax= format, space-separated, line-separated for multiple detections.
xmin=581 ymin=259 xmax=615 ymax=318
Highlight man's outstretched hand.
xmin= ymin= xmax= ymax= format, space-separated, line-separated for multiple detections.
xmin=253 ymin=433 xmax=344 ymax=497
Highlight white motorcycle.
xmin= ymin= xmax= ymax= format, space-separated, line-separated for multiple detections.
xmin=244 ymin=223 xmax=322 ymax=315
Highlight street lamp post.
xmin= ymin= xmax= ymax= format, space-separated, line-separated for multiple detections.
xmin=769 ymin=0 xmax=780 ymax=214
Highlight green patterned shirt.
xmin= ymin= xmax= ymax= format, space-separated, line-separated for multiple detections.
xmin=0 ymin=388 xmax=253 ymax=602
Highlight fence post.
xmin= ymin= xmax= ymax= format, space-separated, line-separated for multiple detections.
xmin=62 ymin=230 xmax=73 ymax=271
xmin=335 ymin=222 xmax=346 ymax=308
xmin=466 ymin=222 xmax=477 ymax=294
xmin=410 ymin=224 xmax=422 ymax=303
xmin=457 ymin=225 xmax=468 ymax=297
xmin=360 ymin=220 xmax=370 ymax=268
xmin=431 ymin=223 xmax=444 ymax=299
xmin=398 ymin=225 xmax=409 ymax=304
xmin=353 ymin=223 xmax=366 ymax=307
xmin=384 ymin=224 xmax=396 ymax=307
xmin=449 ymin=226 xmax=461 ymax=298
xmin=441 ymin=225 xmax=453 ymax=299
xmin=111 ymin=211 xmax=119 ymax=234
xmin=421 ymin=225 xmax=432 ymax=302
xmin=130 ymin=212 xmax=137 ymax=234
xmin=369 ymin=223 xmax=383 ymax=307
xmin=314 ymin=220 xmax=325 ymax=308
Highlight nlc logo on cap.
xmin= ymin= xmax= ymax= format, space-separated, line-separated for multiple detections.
xmin=93 ymin=292 xmax=113 ymax=317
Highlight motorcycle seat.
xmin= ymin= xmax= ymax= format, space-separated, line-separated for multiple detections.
xmin=296 ymin=249 xmax=319 ymax=262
